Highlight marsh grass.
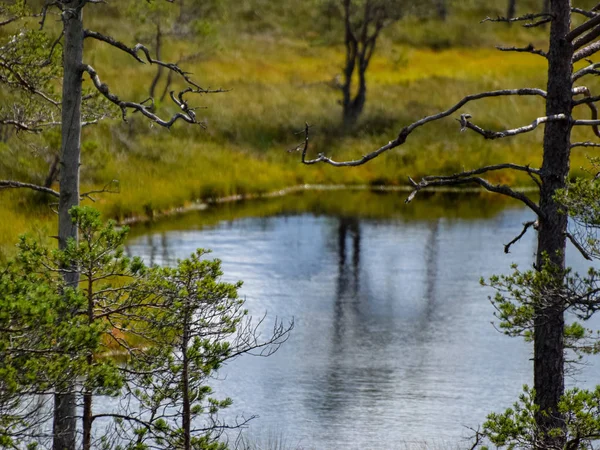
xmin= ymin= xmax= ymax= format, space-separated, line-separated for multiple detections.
xmin=1 ymin=0 xmax=598 ymax=252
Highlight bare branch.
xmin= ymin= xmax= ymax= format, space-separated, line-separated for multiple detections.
xmin=572 ymin=61 xmax=600 ymax=81
xmin=571 ymin=7 xmax=600 ymax=19
xmin=83 ymin=30 xmax=224 ymax=94
xmin=461 ymin=113 xmax=567 ymax=140
xmin=505 ymin=220 xmax=538 ymax=254
xmin=405 ymin=175 xmax=542 ymax=216
xmin=81 ymin=64 xmax=201 ymax=128
xmin=0 ymin=180 xmax=59 ymax=197
xmin=567 ymin=11 xmax=600 ymax=41
xmin=481 ymin=13 xmax=553 ymax=27
xmin=301 ymin=88 xmax=547 ymax=167
xmin=80 ymin=180 xmax=119 ymax=202
xmin=573 ymin=25 xmax=600 ymax=51
xmin=571 ymin=141 xmax=600 ymax=149
xmin=0 ymin=16 xmax=20 ymax=27
xmin=572 ymin=86 xmax=600 ymax=138
xmin=566 ymin=231 xmax=593 ymax=260
xmin=496 ymin=44 xmax=547 ymax=58
xmin=574 ymin=41 xmax=600 ymax=62
xmin=0 ymin=118 xmax=44 ymax=133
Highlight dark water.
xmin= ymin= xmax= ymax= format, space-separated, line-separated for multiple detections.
xmin=125 ymin=191 xmax=600 ymax=450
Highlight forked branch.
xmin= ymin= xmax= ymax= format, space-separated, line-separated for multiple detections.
xmin=83 ymin=29 xmax=224 ymax=94
xmin=82 ymin=64 xmax=201 ymax=128
xmin=301 ymin=88 xmax=547 ymax=167
xmin=405 ymin=174 xmax=542 ymax=216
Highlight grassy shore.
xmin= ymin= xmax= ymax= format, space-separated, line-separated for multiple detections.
xmin=1 ymin=0 xmax=598 ymax=255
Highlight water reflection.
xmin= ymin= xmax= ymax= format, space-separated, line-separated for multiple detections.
xmin=123 ymin=191 xmax=600 ymax=450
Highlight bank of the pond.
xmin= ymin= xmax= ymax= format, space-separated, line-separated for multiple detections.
xmin=0 ymin=182 xmax=540 ymax=259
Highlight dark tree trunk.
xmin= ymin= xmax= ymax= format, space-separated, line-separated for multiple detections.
xmin=534 ymin=0 xmax=572 ymax=446
xmin=507 ymin=0 xmax=517 ymax=19
xmin=53 ymin=3 xmax=83 ymax=450
xmin=342 ymin=75 xmax=366 ymax=129
xmin=436 ymin=0 xmax=448 ymax=21
xmin=181 ymin=305 xmax=191 ymax=450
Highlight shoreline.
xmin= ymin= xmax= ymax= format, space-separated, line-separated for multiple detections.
xmin=118 ymin=183 xmax=539 ymax=227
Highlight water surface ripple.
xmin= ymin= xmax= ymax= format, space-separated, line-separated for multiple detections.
xmin=125 ymin=195 xmax=600 ymax=449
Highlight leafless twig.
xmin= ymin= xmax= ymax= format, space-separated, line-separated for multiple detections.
xmin=481 ymin=13 xmax=553 ymax=26
xmin=301 ymin=88 xmax=547 ymax=167
xmin=0 ymin=180 xmax=59 ymax=197
xmin=566 ymin=231 xmax=593 ymax=260
xmin=505 ymin=220 xmax=538 ymax=253
xmin=497 ymin=44 xmax=547 ymax=58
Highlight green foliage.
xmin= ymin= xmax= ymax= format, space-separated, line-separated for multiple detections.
xmin=0 ymin=207 xmax=290 ymax=448
xmin=480 ymin=386 xmax=600 ymax=450
xmin=115 ymin=249 xmax=290 ymax=449
xmin=483 ymin=257 xmax=600 ymax=360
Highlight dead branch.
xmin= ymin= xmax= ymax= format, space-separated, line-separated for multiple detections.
xmin=81 ymin=64 xmax=201 ymax=128
xmin=574 ymin=40 xmax=600 ymax=62
xmin=572 ymin=7 xmax=600 ymax=19
xmin=572 ymin=25 xmax=600 ymax=51
xmin=496 ymin=44 xmax=547 ymax=58
xmin=572 ymin=61 xmax=600 ymax=81
xmin=80 ymin=180 xmax=119 ymax=202
xmin=481 ymin=13 xmax=553 ymax=26
xmin=571 ymin=142 xmax=600 ymax=149
xmin=572 ymin=86 xmax=600 ymax=138
xmin=460 ymin=113 xmax=567 ymax=140
xmin=505 ymin=220 xmax=538 ymax=254
xmin=567 ymin=11 xmax=600 ymax=41
xmin=0 ymin=180 xmax=59 ymax=197
xmin=83 ymin=29 xmax=224 ymax=94
xmin=0 ymin=119 xmax=44 ymax=133
xmin=566 ymin=231 xmax=593 ymax=260
xmin=405 ymin=175 xmax=542 ymax=216
xmin=301 ymin=88 xmax=547 ymax=167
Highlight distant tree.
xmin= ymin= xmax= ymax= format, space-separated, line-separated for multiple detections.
xmin=507 ymin=0 xmax=517 ymax=19
xmin=299 ymin=0 xmax=600 ymax=447
xmin=335 ymin=0 xmax=405 ymax=128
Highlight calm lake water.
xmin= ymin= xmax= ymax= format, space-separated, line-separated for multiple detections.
xmin=125 ymin=191 xmax=600 ymax=450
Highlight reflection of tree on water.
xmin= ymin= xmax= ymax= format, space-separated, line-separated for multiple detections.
xmin=422 ymin=219 xmax=440 ymax=332
xmin=315 ymin=217 xmax=446 ymax=422
xmin=316 ymin=217 xmax=396 ymax=420
xmin=406 ymin=219 xmax=440 ymax=382
xmin=125 ymin=232 xmax=172 ymax=266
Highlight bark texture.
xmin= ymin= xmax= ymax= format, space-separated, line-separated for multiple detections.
xmin=534 ymin=0 xmax=572 ymax=446
xmin=53 ymin=3 xmax=83 ymax=450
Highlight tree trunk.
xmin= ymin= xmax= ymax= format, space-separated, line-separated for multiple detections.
xmin=53 ymin=3 xmax=83 ymax=450
xmin=182 ymin=305 xmax=191 ymax=450
xmin=507 ymin=0 xmax=517 ymax=19
xmin=343 ymin=68 xmax=367 ymax=128
xmin=534 ymin=0 xmax=572 ymax=446
xmin=436 ymin=0 xmax=448 ymax=21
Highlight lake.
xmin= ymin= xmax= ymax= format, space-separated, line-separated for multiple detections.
xmin=125 ymin=190 xmax=600 ymax=450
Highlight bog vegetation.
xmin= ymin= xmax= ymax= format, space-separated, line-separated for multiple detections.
xmin=0 ymin=0 xmax=590 ymax=256
xmin=5 ymin=0 xmax=600 ymax=449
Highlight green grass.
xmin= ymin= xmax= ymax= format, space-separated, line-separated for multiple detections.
xmin=1 ymin=0 xmax=598 ymax=254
